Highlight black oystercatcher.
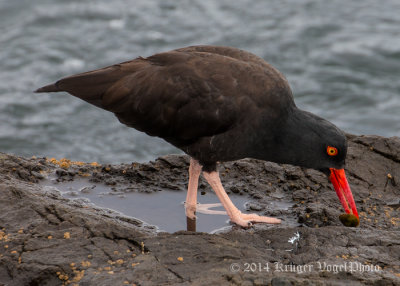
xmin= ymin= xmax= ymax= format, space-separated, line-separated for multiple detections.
xmin=36 ymin=45 xmax=359 ymax=227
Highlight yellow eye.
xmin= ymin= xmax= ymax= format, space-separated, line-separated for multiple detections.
xmin=327 ymin=146 xmax=338 ymax=156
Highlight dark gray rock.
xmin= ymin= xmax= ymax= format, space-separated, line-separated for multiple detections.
xmin=0 ymin=135 xmax=399 ymax=285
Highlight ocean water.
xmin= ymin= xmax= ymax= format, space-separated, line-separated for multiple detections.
xmin=1 ymin=0 xmax=400 ymax=164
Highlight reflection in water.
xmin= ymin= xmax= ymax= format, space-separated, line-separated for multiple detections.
xmin=187 ymin=217 xmax=196 ymax=232
xmin=40 ymin=177 xmax=251 ymax=233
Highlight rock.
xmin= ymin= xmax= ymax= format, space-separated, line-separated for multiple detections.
xmin=0 ymin=134 xmax=399 ymax=285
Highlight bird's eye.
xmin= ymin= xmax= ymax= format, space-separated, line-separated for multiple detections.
xmin=327 ymin=146 xmax=338 ymax=156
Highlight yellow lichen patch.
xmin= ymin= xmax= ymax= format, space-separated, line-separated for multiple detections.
xmin=57 ymin=272 xmax=69 ymax=281
xmin=87 ymin=254 xmax=93 ymax=259
xmin=18 ymin=229 xmax=24 ymax=234
xmin=113 ymin=250 xmax=119 ymax=255
xmin=71 ymin=269 xmax=85 ymax=283
xmin=81 ymin=260 xmax=91 ymax=268
xmin=141 ymin=242 xmax=145 ymax=254
xmin=18 ymin=256 xmax=22 ymax=264
xmin=124 ymin=281 xmax=130 ymax=285
xmin=4 ymin=245 xmax=8 ymax=249
xmin=108 ymin=271 xmax=114 ymax=274
xmin=64 ymin=232 xmax=71 ymax=239
xmin=384 ymin=208 xmax=393 ymax=218
xmin=78 ymin=172 xmax=91 ymax=177
xmin=131 ymin=263 xmax=140 ymax=267
xmin=104 ymin=266 xmax=112 ymax=271
xmin=47 ymin=235 xmax=53 ymax=240
xmin=0 ymin=231 xmax=9 ymax=242
xmin=359 ymin=211 xmax=367 ymax=218
xmin=11 ymin=250 xmax=18 ymax=255
xmin=108 ymin=260 xmax=116 ymax=265
xmin=177 ymin=257 xmax=184 ymax=262
xmin=47 ymin=157 xmax=99 ymax=169
xmin=116 ymin=259 xmax=124 ymax=265
xmin=59 ymin=161 xmax=70 ymax=169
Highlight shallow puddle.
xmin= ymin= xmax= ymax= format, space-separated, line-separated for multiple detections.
xmin=41 ymin=177 xmax=292 ymax=233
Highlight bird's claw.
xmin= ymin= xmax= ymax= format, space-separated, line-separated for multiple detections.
xmin=185 ymin=202 xmax=281 ymax=228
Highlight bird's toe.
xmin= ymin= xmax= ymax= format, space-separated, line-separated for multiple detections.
xmin=240 ymin=213 xmax=281 ymax=225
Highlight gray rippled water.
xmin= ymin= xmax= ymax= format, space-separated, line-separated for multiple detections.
xmin=1 ymin=0 xmax=400 ymax=163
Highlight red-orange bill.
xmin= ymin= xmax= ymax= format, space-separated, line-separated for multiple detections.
xmin=329 ymin=168 xmax=359 ymax=219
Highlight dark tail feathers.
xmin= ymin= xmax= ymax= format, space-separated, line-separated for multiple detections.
xmin=35 ymin=83 xmax=60 ymax=93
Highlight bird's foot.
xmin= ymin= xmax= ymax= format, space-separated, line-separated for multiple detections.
xmin=230 ymin=210 xmax=281 ymax=228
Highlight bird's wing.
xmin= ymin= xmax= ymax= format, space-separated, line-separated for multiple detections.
xmin=36 ymin=47 xmax=293 ymax=144
xmin=176 ymin=45 xmax=291 ymax=87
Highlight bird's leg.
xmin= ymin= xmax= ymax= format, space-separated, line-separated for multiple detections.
xmin=202 ymin=171 xmax=281 ymax=227
xmin=185 ymin=158 xmax=202 ymax=219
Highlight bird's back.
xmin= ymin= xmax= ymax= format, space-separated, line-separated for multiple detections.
xmin=36 ymin=45 xmax=294 ymax=148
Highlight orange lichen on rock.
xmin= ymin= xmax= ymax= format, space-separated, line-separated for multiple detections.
xmin=0 ymin=231 xmax=10 ymax=242
xmin=81 ymin=261 xmax=91 ymax=268
xmin=71 ymin=269 xmax=85 ymax=283
xmin=56 ymin=272 xmax=69 ymax=281
xmin=46 ymin=157 xmax=101 ymax=169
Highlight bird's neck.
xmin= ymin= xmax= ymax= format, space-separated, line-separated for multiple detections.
xmin=251 ymin=107 xmax=324 ymax=168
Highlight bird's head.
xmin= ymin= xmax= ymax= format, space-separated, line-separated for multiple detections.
xmin=319 ymin=139 xmax=359 ymax=225
xmin=278 ymin=108 xmax=359 ymax=224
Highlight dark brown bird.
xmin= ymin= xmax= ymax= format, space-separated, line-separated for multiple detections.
xmin=36 ymin=45 xmax=358 ymax=227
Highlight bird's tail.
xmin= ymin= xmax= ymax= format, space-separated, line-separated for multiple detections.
xmin=35 ymin=58 xmax=148 ymax=111
xmin=35 ymin=83 xmax=60 ymax=93
xmin=34 ymin=63 xmax=134 ymax=109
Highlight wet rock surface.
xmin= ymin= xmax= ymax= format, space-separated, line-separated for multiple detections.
xmin=0 ymin=134 xmax=399 ymax=285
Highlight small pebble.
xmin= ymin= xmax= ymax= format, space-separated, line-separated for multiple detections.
xmin=339 ymin=213 xmax=360 ymax=227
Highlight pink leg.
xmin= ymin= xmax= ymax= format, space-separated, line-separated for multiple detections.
xmin=185 ymin=158 xmax=202 ymax=219
xmin=202 ymin=171 xmax=281 ymax=227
